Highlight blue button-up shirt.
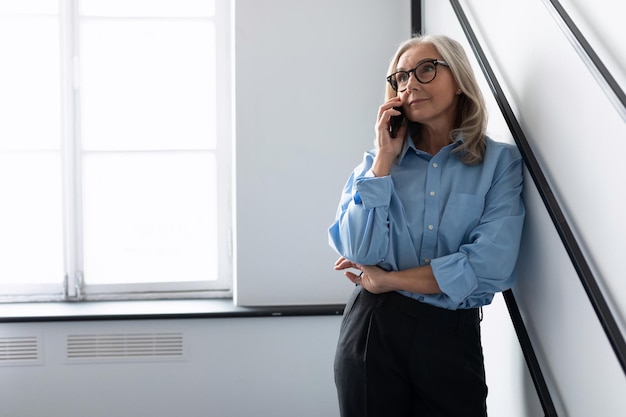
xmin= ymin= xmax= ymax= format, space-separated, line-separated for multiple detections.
xmin=328 ymin=136 xmax=525 ymax=310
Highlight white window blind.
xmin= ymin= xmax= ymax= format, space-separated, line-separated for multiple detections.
xmin=0 ymin=0 xmax=231 ymax=301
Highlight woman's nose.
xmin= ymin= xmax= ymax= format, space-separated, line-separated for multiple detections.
xmin=404 ymin=70 xmax=421 ymax=90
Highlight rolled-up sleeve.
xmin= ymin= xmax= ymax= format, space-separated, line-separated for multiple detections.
xmin=328 ymin=154 xmax=395 ymax=265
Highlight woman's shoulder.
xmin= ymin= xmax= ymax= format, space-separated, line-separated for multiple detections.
xmin=484 ymin=136 xmax=522 ymax=162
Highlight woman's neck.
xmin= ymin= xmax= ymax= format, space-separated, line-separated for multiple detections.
xmin=416 ymin=124 xmax=454 ymax=156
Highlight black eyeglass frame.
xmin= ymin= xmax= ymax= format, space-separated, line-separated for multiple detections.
xmin=386 ymin=59 xmax=450 ymax=92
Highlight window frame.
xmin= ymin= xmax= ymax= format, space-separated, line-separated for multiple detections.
xmin=0 ymin=0 xmax=232 ymax=303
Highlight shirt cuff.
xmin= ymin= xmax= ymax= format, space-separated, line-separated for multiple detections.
xmin=354 ymin=176 xmax=393 ymax=209
xmin=430 ymin=253 xmax=478 ymax=305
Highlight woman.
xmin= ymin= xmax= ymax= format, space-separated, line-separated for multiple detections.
xmin=328 ymin=34 xmax=525 ymax=417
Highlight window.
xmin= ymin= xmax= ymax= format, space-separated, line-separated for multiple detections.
xmin=0 ymin=0 xmax=232 ymax=302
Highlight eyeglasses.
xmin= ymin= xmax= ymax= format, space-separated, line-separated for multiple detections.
xmin=386 ymin=59 xmax=450 ymax=92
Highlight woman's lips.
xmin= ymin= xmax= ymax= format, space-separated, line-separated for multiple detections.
xmin=409 ymin=98 xmax=428 ymax=106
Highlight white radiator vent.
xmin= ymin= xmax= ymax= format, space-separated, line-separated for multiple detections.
xmin=0 ymin=335 xmax=42 ymax=365
xmin=66 ymin=332 xmax=185 ymax=363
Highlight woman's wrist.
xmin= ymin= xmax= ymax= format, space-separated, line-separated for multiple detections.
xmin=371 ymin=160 xmax=392 ymax=177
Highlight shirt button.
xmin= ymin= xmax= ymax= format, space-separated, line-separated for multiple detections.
xmin=428 ymin=224 xmax=434 ymax=230
xmin=429 ymin=191 xmax=435 ymax=197
xmin=424 ymin=258 xmax=431 ymax=264
xmin=432 ymin=163 xmax=438 ymax=168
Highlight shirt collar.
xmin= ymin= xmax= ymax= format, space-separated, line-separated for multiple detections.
xmin=397 ymin=136 xmax=419 ymax=165
xmin=397 ymin=134 xmax=464 ymax=165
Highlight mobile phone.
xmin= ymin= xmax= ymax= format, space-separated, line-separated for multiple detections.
xmin=389 ymin=106 xmax=405 ymax=138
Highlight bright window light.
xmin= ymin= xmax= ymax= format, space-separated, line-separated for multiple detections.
xmin=0 ymin=0 xmax=231 ymax=301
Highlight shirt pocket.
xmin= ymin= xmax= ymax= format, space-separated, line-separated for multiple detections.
xmin=439 ymin=193 xmax=485 ymax=251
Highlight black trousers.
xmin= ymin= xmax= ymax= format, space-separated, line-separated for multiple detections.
xmin=334 ymin=287 xmax=488 ymax=417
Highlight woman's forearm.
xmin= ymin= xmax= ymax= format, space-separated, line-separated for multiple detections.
xmin=388 ymin=265 xmax=442 ymax=294
xmin=361 ymin=264 xmax=442 ymax=295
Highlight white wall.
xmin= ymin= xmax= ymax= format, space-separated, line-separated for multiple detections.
xmin=425 ymin=0 xmax=626 ymax=416
xmin=233 ymin=0 xmax=411 ymax=306
xmin=0 ymin=316 xmax=342 ymax=417
xmin=561 ymin=0 xmax=626 ymax=95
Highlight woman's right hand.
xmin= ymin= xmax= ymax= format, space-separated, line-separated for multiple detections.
xmin=373 ymin=96 xmax=406 ymax=176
